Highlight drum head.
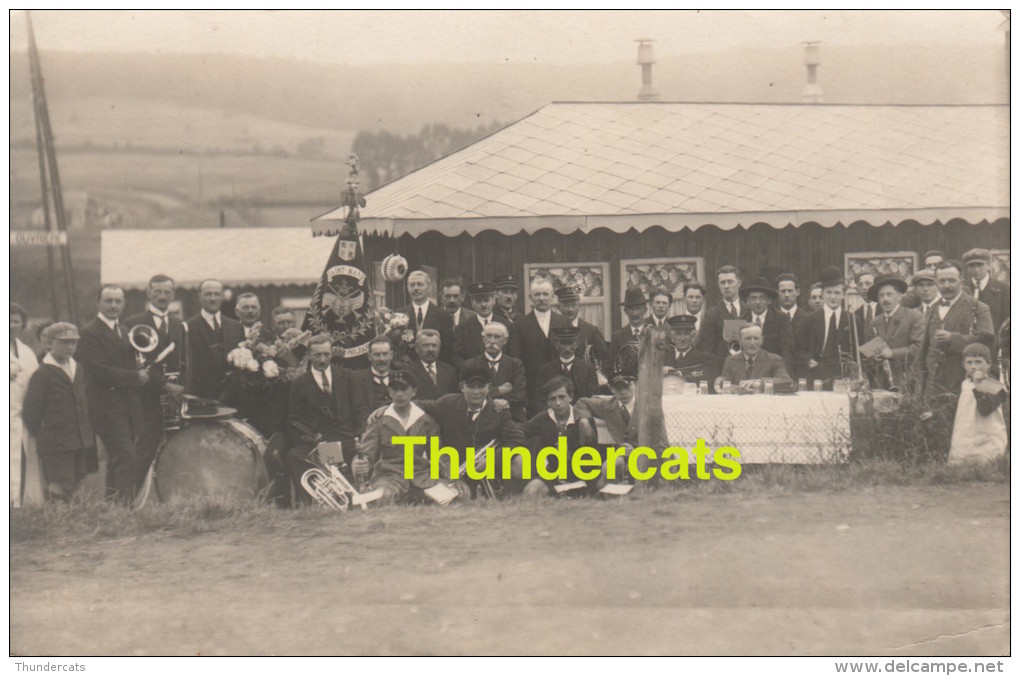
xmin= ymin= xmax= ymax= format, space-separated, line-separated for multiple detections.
xmin=155 ymin=420 xmax=269 ymax=503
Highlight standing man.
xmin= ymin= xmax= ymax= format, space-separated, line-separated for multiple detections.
xmin=77 ymin=285 xmax=147 ymax=502
xmin=398 ymin=270 xmax=461 ymax=368
xmin=507 ymin=276 xmax=567 ymax=415
xmin=186 ymin=279 xmax=245 ymax=401
xmin=740 ymin=277 xmax=794 ymax=373
xmin=663 ymin=315 xmax=720 ymax=393
xmin=492 ymin=274 xmax=525 ymax=327
xmin=910 ymin=269 xmax=941 ymax=317
xmin=806 ymin=282 xmax=825 ymax=313
xmin=902 ymin=251 xmax=945 ymax=310
xmin=682 ymin=282 xmax=708 ymax=348
xmin=234 ymin=293 xmax=264 ymax=335
xmin=608 ymin=288 xmax=649 ymax=379
xmin=798 ymin=267 xmax=863 ymax=390
xmin=853 ymin=271 xmax=879 ymax=330
xmin=405 ymin=329 xmax=458 ymax=399
xmin=455 ymin=282 xmax=503 ymax=361
xmin=124 ymin=274 xmax=187 ymax=490
xmin=270 ymin=305 xmax=298 ymax=339
xmin=700 ymin=265 xmax=750 ymax=361
xmin=460 ymin=322 xmax=527 ymax=422
xmin=647 ymin=289 xmax=672 ymax=328
xmin=862 ymin=274 xmax=924 ymax=390
xmin=440 ymin=278 xmax=477 ymax=329
xmin=963 ymin=248 xmax=1009 ymax=334
xmin=553 ymin=286 xmax=608 ymax=376
xmin=775 ymin=273 xmax=809 ymax=378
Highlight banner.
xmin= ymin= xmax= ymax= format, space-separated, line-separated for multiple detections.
xmin=303 ymin=234 xmax=376 ymax=364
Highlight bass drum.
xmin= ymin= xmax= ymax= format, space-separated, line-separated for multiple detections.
xmin=154 ymin=418 xmax=269 ymax=503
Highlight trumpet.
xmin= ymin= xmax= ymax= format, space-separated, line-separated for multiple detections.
xmin=443 ymin=438 xmax=498 ymax=499
xmin=128 ymin=323 xmax=159 ymax=368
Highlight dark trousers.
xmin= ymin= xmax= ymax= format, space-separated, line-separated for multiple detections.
xmin=96 ymin=421 xmax=139 ymax=502
xmin=134 ymin=397 xmax=164 ymax=492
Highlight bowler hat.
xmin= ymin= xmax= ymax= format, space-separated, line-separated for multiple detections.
xmin=739 ymin=277 xmax=777 ymax=300
xmin=554 ymin=286 xmax=580 ymax=303
xmin=818 ymin=266 xmax=845 ymax=289
xmin=460 ymin=364 xmax=492 ymax=386
xmin=867 ymin=274 xmax=908 ymax=303
xmin=491 ymin=274 xmax=520 ymax=290
xmin=620 ymin=288 xmax=647 ymax=307
xmin=962 ymin=248 xmax=991 ymax=265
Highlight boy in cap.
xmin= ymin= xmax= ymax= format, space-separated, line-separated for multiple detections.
xmin=963 ymin=248 xmax=1009 ymax=333
xmin=533 ymin=326 xmax=599 ymax=412
xmin=797 ymin=267 xmax=863 ymax=390
xmin=22 ymin=323 xmax=96 ymax=501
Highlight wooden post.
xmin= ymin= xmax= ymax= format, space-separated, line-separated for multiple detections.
xmin=637 ymin=324 xmax=669 ymax=451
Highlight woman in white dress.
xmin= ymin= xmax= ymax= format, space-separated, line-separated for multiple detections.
xmin=11 ymin=303 xmax=44 ymax=506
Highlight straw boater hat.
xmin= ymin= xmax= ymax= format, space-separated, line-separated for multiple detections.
xmin=620 ymin=288 xmax=647 ymax=307
xmin=867 ymin=274 xmax=908 ymax=303
xmin=738 ymin=277 xmax=778 ymax=300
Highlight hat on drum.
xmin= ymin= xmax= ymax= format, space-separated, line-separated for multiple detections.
xmin=180 ymin=394 xmax=237 ymax=420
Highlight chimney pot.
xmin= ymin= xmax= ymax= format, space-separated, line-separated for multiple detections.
xmin=635 ymin=39 xmax=660 ymax=101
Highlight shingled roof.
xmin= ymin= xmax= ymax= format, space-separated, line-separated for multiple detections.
xmin=313 ymin=102 xmax=1009 ymax=238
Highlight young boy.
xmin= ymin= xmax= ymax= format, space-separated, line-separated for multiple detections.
xmin=21 ymin=323 xmax=96 ymax=501
xmin=521 ymin=375 xmax=598 ymax=497
xmin=948 ymin=344 xmax=1008 ymax=463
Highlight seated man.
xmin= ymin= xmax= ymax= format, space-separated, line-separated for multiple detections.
xmin=349 ymin=336 xmax=396 ymax=433
xmin=520 ymin=375 xmax=599 ymax=498
xmin=353 ymin=370 xmax=470 ymax=505
xmin=716 ymin=323 xmax=793 ymax=393
xmin=405 ymin=329 xmax=459 ymax=399
xmin=533 ymin=326 xmax=599 ymax=412
xmin=663 ymin=315 xmax=720 ymax=392
xmin=460 ymin=321 xmax=527 ymax=422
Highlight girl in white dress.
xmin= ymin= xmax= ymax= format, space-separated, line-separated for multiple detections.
xmin=948 ymin=344 xmax=1008 ymax=463
xmin=10 ymin=303 xmax=44 ymax=506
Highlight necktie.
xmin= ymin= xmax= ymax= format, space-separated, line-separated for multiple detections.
xmin=620 ymin=404 xmax=631 ymax=426
xmin=427 ymin=363 xmax=437 ymax=384
xmin=726 ymin=302 xmax=734 ymax=316
xmin=823 ymin=312 xmax=837 ymax=357
xmin=973 ymin=281 xmax=980 ymax=302
xmin=114 ymin=322 xmax=122 ymax=339
xmin=319 ymin=370 xmax=330 ymax=395
xmin=374 ymin=375 xmax=387 ymax=386
xmin=745 ymin=358 xmax=754 ymax=375
xmin=489 ymin=360 xmax=499 ymax=377
xmin=417 ymin=307 xmax=424 ymax=327
xmin=482 ymin=317 xmax=489 ymax=327
xmin=562 ymin=361 xmax=572 ymax=376
xmin=469 ymin=408 xmax=481 ymax=421
xmin=212 ymin=315 xmax=220 ymax=333
xmin=755 ymin=315 xmax=763 ymax=327
xmin=940 ymin=299 xmax=951 ymax=307
xmin=865 ymin=305 xmax=873 ymax=325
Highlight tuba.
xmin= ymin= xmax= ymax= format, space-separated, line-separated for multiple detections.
xmin=300 ymin=462 xmax=366 ymax=511
xmin=128 ymin=323 xmax=159 ymax=368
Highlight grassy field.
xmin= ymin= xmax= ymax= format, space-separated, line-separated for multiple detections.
xmin=10 ymin=461 xmax=1010 ymax=656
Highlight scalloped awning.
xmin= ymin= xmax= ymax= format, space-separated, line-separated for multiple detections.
xmin=312 ymin=102 xmax=1009 ymax=238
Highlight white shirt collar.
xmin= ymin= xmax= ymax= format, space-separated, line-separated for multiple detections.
xmin=884 ymin=305 xmax=901 ymax=319
xmin=201 ymin=309 xmax=221 ymax=329
xmin=752 ymin=311 xmax=767 ymax=323
xmin=421 ymin=360 xmax=436 ymax=371
xmin=485 ymin=352 xmax=503 ymax=362
xmin=384 ymin=402 xmax=426 ymax=430
xmin=548 ymin=408 xmax=576 ymax=427
xmin=97 ymin=314 xmax=119 ymax=331
xmin=942 ymin=293 xmax=962 ymax=308
xmin=974 ymin=275 xmax=989 ymax=291
xmin=371 ymin=368 xmax=390 ymax=380
xmin=560 ymin=356 xmax=575 ymax=366
xmin=725 ymin=299 xmax=741 ymax=314
xmin=823 ymin=305 xmax=841 ymax=321
xmin=313 ymin=366 xmax=332 ymax=390
xmin=43 ymin=353 xmax=77 ymax=380
xmin=147 ymin=303 xmax=168 ymax=318
xmin=534 ymin=308 xmax=551 ymax=335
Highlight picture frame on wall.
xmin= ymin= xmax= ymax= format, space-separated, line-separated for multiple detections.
xmin=989 ymin=249 xmax=1010 ymax=284
xmin=844 ymin=251 xmax=919 ymax=285
xmin=523 ymin=262 xmax=611 ymax=336
xmin=619 ymin=257 xmax=705 ymax=315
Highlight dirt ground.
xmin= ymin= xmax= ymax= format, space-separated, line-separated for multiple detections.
xmin=10 ymin=484 xmax=1009 ymax=656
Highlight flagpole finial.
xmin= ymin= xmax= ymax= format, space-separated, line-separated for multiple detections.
xmin=340 ymin=153 xmax=366 ymax=238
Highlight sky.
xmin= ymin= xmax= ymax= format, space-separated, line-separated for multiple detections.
xmin=9 ymin=10 xmax=1007 ymax=65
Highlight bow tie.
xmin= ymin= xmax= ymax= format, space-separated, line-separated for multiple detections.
xmin=940 ymin=300 xmax=952 ymax=307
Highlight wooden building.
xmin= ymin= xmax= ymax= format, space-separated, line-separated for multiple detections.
xmin=314 ymin=102 xmax=1009 ymax=335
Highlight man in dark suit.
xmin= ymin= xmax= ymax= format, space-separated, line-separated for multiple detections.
xmin=963 ymin=248 xmax=1009 ymax=334
xmin=853 ymin=271 xmax=879 ymax=331
xmin=797 ymin=267 xmax=864 ymax=390
xmin=124 ymin=274 xmax=187 ymax=490
xmin=683 ymin=282 xmax=708 ymax=347
xmin=405 ymin=328 xmax=458 ymax=399
xmin=456 ymin=282 xmax=505 ymax=361
xmin=77 ymin=284 xmax=148 ymax=502
xmin=492 ymin=274 xmax=525 ymax=327
xmin=607 ymin=288 xmax=648 ymax=379
xmin=862 ymin=274 xmax=924 ymax=390
xmin=287 ymin=334 xmax=362 ymax=501
xmin=349 ymin=336 xmax=396 ymax=436
xmin=699 ymin=265 xmax=751 ymax=361
xmin=914 ymin=262 xmax=995 ymax=401
xmin=741 ymin=277 xmax=794 ymax=373
xmin=186 ymin=279 xmax=245 ymax=401
xmin=901 ymin=250 xmax=945 ymax=310
xmin=440 ymin=278 xmax=478 ymax=329
xmin=663 ymin=315 xmax=720 ymax=393
xmin=398 ymin=270 xmax=462 ymax=368
xmin=533 ymin=326 xmax=599 ymax=411
xmin=460 ymin=321 xmax=527 ymax=422
xmin=508 ymin=276 xmax=568 ymax=415
xmin=717 ymin=323 xmax=794 ymax=392
xmin=553 ymin=286 xmax=609 ymax=379
xmin=774 ymin=273 xmax=810 ymax=378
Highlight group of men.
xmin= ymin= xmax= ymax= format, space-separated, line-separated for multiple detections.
xmin=12 ymin=244 xmax=1008 ymax=505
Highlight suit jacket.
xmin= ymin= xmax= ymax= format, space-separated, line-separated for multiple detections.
xmin=751 ymin=309 xmax=794 ymax=372
xmin=864 ymin=306 xmax=924 ymax=388
xmin=417 ymin=394 xmax=525 ymax=451
xmin=914 ymin=294 xmax=995 ymax=399
xmin=493 ymin=306 xmax=524 ymax=328
xmin=507 ymin=310 xmax=568 ymax=403
xmin=966 ymin=277 xmax=1010 ymax=333
xmin=185 ymin=313 xmax=245 ymax=401
xmin=533 ymin=358 xmax=599 ymax=411
xmin=454 ymin=314 xmax=508 ymax=362
xmin=405 ymin=359 xmax=459 ymax=399
xmin=461 ymin=353 xmax=527 ymax=422
xmin=349 ymin=369 xmax=394 ymax=435
xmin=23 ymin=362 xmax=94 ymax=453
xmin=664 ymin=347 xmax=721 ymax=393
xmin=776 ymin=305 xmax=810 ymax=378
xmin=720 ymin=349 xmax=793 ymax=386
xmin=398 ymin=301 xmax=463 ymax=368
xmin=449 ymin=306 xmax=478 ymax=329
xmin=573 ymin=318 xmax=609 ymax=370
xmin=700 ymin=299 xmax=751 ymax=360
xmin=522 ymin=409 xmax=589 ymax=482
xmin=574 ymin=396 xmax=639 ymax=448
xmin=77 ymin=317 xmax=144 ymax=437
xmin=607 ymin=322 xmax=646 ymax=378
xmin=796 ymin=307 xmax=863 ymax=385
xmin=287 ymin=366 xmax=360 ymax=455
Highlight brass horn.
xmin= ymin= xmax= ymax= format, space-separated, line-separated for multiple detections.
xmin=128 ymin=323 xmax=159 ymax=368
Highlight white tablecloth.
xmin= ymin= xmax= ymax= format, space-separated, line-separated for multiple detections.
xmin=661 ymin=392 xmax=852 ymax=464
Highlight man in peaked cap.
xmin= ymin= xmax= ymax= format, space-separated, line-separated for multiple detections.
xmin=740 ymin=276 xmax=793 ymax=373
xmin=456 ymin=281 xmax=505 ymax=361
xmin=533 ymin=325 xmax=599 ymax=412
xmin=491 ymin=274 xmax=524 ymax=327
xmin=861 ymin=274 xmax=924 ymax=390
xmin=796 ymin=266 xmax=863 ymax=390
xmin=963 ymin=248 xmax=1009 ymax=334
xmin=553 ymin=285 xmax=609 ymax=376
xmin=663 ymin=315 xmax=721 ymax=393
xmin=607 ymin=287 xmax=649 ymax=379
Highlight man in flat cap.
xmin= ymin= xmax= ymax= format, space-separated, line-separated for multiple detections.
xmin=663 ymin=315 xmax=720 ymax=393
xmin=533 ymin=326 xmax=599 ymax=412
xmin=902 ymin=250 xmax=945 ymax=311
xmin=740 ymin=276 xmax=794 ymax=373
xmin=963 ymin=248 xmax=1009 ymax=334
xmin=491 ymin=274 xmax=524 ymax=327
xmin=553 ymin=285 xmax=609 ymax=379
xmin=909 ymin=269 xmax=941 ymax=317
xmin=796 ymin=267 xmax=863 ymax=390
xmin=861 ymin=274 xmax=924 ymax=390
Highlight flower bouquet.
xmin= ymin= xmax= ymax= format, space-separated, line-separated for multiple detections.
xmin=376 ymin=307 xmax=416 ymax=369
xmin=227 ymin=322 xmax=311 ymax=388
